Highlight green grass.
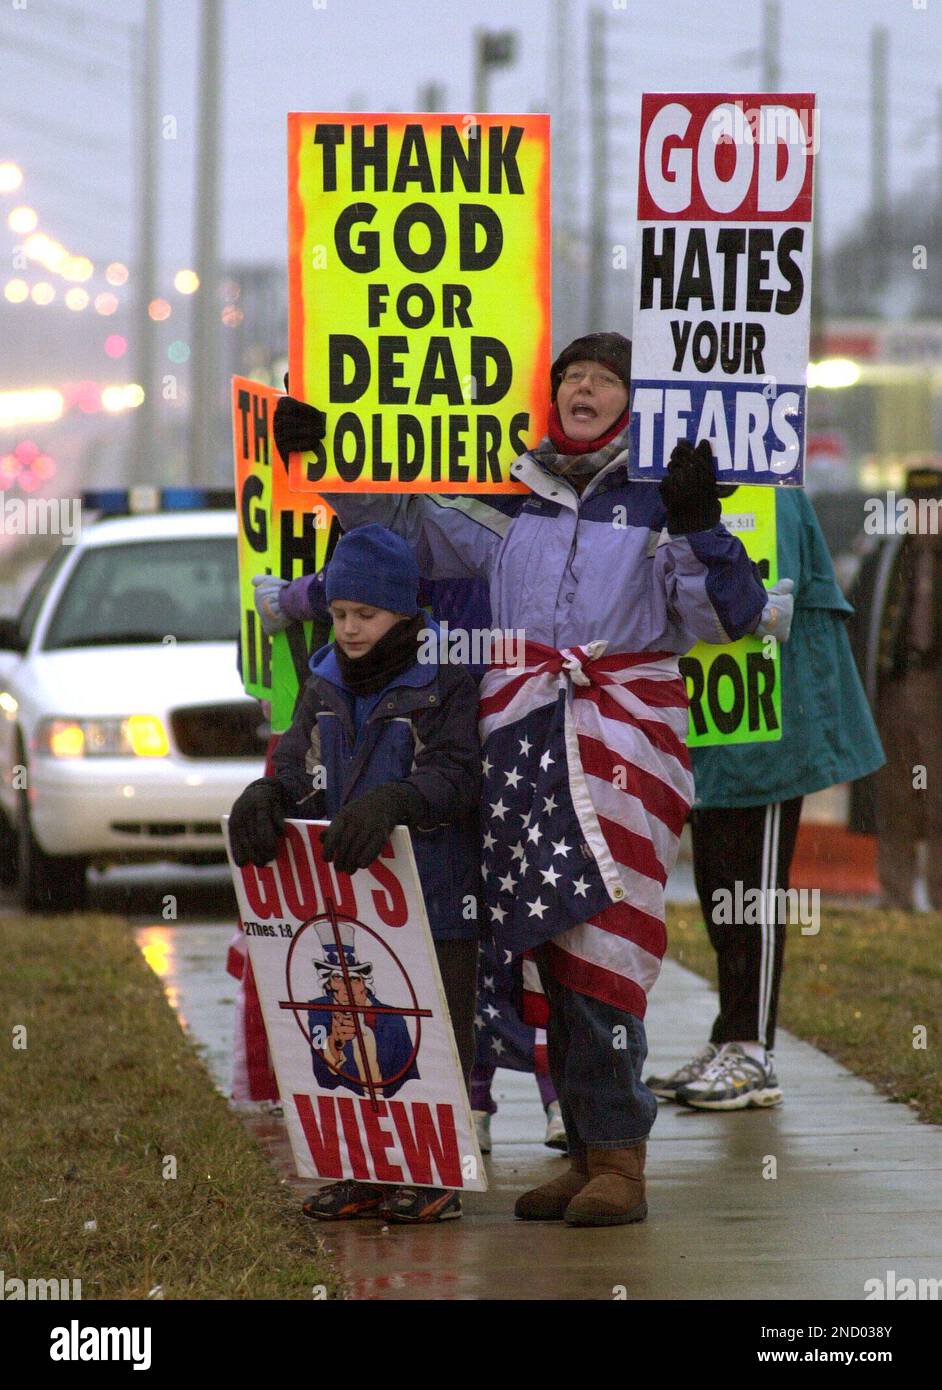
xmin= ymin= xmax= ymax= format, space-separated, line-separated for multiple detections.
xmin=667 ymin=904 xmax=942 ymax=1125
xmin=0 ymin=915 xmax=343 ymax=1300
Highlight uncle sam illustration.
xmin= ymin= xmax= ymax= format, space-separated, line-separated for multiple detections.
xmin=307 ymin=919 xmax=419 ymax=1098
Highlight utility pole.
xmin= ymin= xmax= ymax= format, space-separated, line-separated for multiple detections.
xmin=418 ymin=82 xmax=445 ymax=112
xmin=131 ymin=0 xmax=159 ymax=486
xmin=189 ymin=0 xmax=223 ymax=484
xmin=870 ymin=25 xmax=889 ymax=301
xmin=473 ymin=31 xmax=488 ymax=114
xmin=760 ymin=0 xmax=781 ymax=91
xmin=809 ymin=159 xmax=825 ymax=363
xmin=551 ymin=0 xmax=578 ymax=349
xmin=587 ymin=7 xmax=610 ymax=333
xmin=472 ymin=30 xmax=516 ymax=115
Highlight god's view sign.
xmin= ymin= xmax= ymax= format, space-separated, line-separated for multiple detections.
xmin=629 ymin=94 xmax=816 ymax=487
xmin=287 ymin=113 xmax=550 ymax=492
xmin=226 ymin=820 xmax=486 ymax=1192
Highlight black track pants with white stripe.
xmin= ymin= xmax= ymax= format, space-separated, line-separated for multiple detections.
xmin=689 ymin=798 xmax=803 ymax=1052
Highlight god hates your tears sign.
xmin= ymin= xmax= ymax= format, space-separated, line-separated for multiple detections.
xmin=629 ymin=94 xmax=816 ymax=487
xmin=225 ymin=818 xmax=486 ymax=1192
xmin=287 ymin=113 xmax=550 ymax=492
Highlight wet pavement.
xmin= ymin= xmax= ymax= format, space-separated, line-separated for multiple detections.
xmin=133 ymin=895 xmax=942 ymax=1303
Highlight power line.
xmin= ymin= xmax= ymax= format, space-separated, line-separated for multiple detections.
xmin=3 ymin=0 xmax=140 ymax=54
xmin=0 ymin=104 xmax=126 ymax=153
xmin=0 ymin=29 xmax=131 ymax=80
xmin=38 ymin=0 xmax=139 ymax=34
xmin=6 ymin=170 xmax=131 ymax=215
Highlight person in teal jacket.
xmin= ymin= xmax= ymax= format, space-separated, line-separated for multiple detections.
xmin=647 ymin=487 xmax=885 ymax=1111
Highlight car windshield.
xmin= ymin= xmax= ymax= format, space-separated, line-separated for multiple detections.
xmin=42 ymin=537 xmax=239 ymax=649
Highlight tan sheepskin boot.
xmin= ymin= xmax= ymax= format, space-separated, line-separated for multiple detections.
xmin=563 ymin=1143 xmax=647 ymax=1227
xmin=514 ymin=1153 xmax=589 ymax=1221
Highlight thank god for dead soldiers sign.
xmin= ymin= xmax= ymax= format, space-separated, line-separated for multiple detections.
xmin=629 ymin=93 xmax=816 ymax=487
xmin=224 ymin=819 xmax=486 ymax=1191
xmin=287 ymin=112 xmax=550 ymax=491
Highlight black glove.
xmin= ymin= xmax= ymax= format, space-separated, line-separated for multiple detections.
xmin=320 ymin=783 xmax=426 ymax=875
xmin=229 ymin=776 xmax=288 ymax=867
xmin=273 ymin=395 xmax=327 ymax=466
xmin=658 ymin=438 xmax=722 ymax=534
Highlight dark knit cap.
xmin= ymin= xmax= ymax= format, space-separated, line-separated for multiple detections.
xmin=550 ymin=332 xmax=632 ymax=400
xmin=325 ymin=524 xmax=419 ymax=616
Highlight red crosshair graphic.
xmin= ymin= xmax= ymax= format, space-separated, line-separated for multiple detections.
xmin=279 ymin=894 xmax=433 ymax=1113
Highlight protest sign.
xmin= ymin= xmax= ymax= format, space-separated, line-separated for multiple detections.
xmin=231 ymin=376 xmax=335 ymax=733
xmin=225 ymin=817 xmax=486 ymax=1192
xmin=629 ymin=93 xmax=816 ymax=486
xmin=680 ymin=485 xmax=781 ymax=745
xmin=287 ymin=112 xmax=550 ymax=492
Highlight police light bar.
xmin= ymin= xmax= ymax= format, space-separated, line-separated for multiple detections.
xmin=82 ymin=487 xmax=236 ymax=515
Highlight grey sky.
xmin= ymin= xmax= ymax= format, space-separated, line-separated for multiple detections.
xmin=1 ymin=0 xmax=940 ymax=276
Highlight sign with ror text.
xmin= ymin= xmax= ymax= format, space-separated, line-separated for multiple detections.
xmin=680 ymin=485 xmax=781 ymax=746
xmin=629 ymin=93 xmax=815 ymax=487
xmin=231 ymin=376 xmax=334 ymax=733
xmin=225 ymin=818 xmax=486 ymax=1192
xmin=287 ymin=112 xmax=550 ymax=492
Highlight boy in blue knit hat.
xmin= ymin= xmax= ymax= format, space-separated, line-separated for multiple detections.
xmin=229 ymin=523 xmax=481 ymax=1224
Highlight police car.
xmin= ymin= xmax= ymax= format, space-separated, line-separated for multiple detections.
xmin=0 ymin=489 xmax=267 ymax=911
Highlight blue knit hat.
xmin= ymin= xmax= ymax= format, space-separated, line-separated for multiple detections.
xmin=325 ymin=524 xmax=419 ymax=616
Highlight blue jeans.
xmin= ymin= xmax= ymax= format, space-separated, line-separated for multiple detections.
xmin=535 ymin=948 xmax=657 ymax=1152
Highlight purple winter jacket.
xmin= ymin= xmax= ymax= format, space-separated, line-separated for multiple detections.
xmin=279 ymin=442 xmax=766 ymax=655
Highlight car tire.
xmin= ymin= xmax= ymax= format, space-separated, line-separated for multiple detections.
xmin=0 ymin=809 xmax=16 ymax=889
xmin=14 ymin=758 xmax=87 ymax=913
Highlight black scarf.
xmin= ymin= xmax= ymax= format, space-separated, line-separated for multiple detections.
xmin=334 ymin=613 xmax=424 ymax=695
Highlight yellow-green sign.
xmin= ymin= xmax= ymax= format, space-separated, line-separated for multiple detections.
xmin=232 ymin=376 xmax=335 ymax=734
xmin=680 ymin=486 xmax=781 ymax=746
xmin=286 ymin=111 xmax=550 ymax=493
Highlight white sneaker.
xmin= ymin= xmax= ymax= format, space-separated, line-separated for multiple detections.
xmin=543 ymin=1100 xmax=568 ymax=1151
xmin=473 ymin=1109 xmax=492 ymax=1153
xmin=676 ymin=1042 xmax=783 ymax=1110
xmin=645 ymin=1043 xmax=719 ymax=1101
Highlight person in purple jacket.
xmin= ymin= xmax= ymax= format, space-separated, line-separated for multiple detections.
xmin=267 ymin=332 xmax=773 ymax=1228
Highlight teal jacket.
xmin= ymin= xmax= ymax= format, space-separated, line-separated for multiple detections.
xmin=691 ymin=489 xmax=885 ymax=809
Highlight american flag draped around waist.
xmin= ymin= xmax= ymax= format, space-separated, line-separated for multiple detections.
xmin=478 ymin=641 xmax=694 ymax=1020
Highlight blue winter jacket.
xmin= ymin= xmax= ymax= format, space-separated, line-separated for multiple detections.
xmin=271 ymin=620 xmax=481 ymax=941
xmin=281 ymin=440 xmax=767 ymax=655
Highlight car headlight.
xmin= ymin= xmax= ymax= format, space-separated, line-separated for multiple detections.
xmin=35 ymin=715 xmax=170 ymax=758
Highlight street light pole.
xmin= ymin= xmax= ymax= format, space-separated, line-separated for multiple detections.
xmin=189 ymin=0 xmax=223 ymax=484
xmin=761 ymin=0 xmax=781 ymax=92
xmin=132 ymin=0 xmax=159 ymax=486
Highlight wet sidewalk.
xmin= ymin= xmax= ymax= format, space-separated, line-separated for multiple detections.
xmin=136 ymin=920 xmax=942 ymax=1302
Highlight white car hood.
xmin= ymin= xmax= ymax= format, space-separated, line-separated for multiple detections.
xmin=26 ymin=642 xmax=253 ymax=717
